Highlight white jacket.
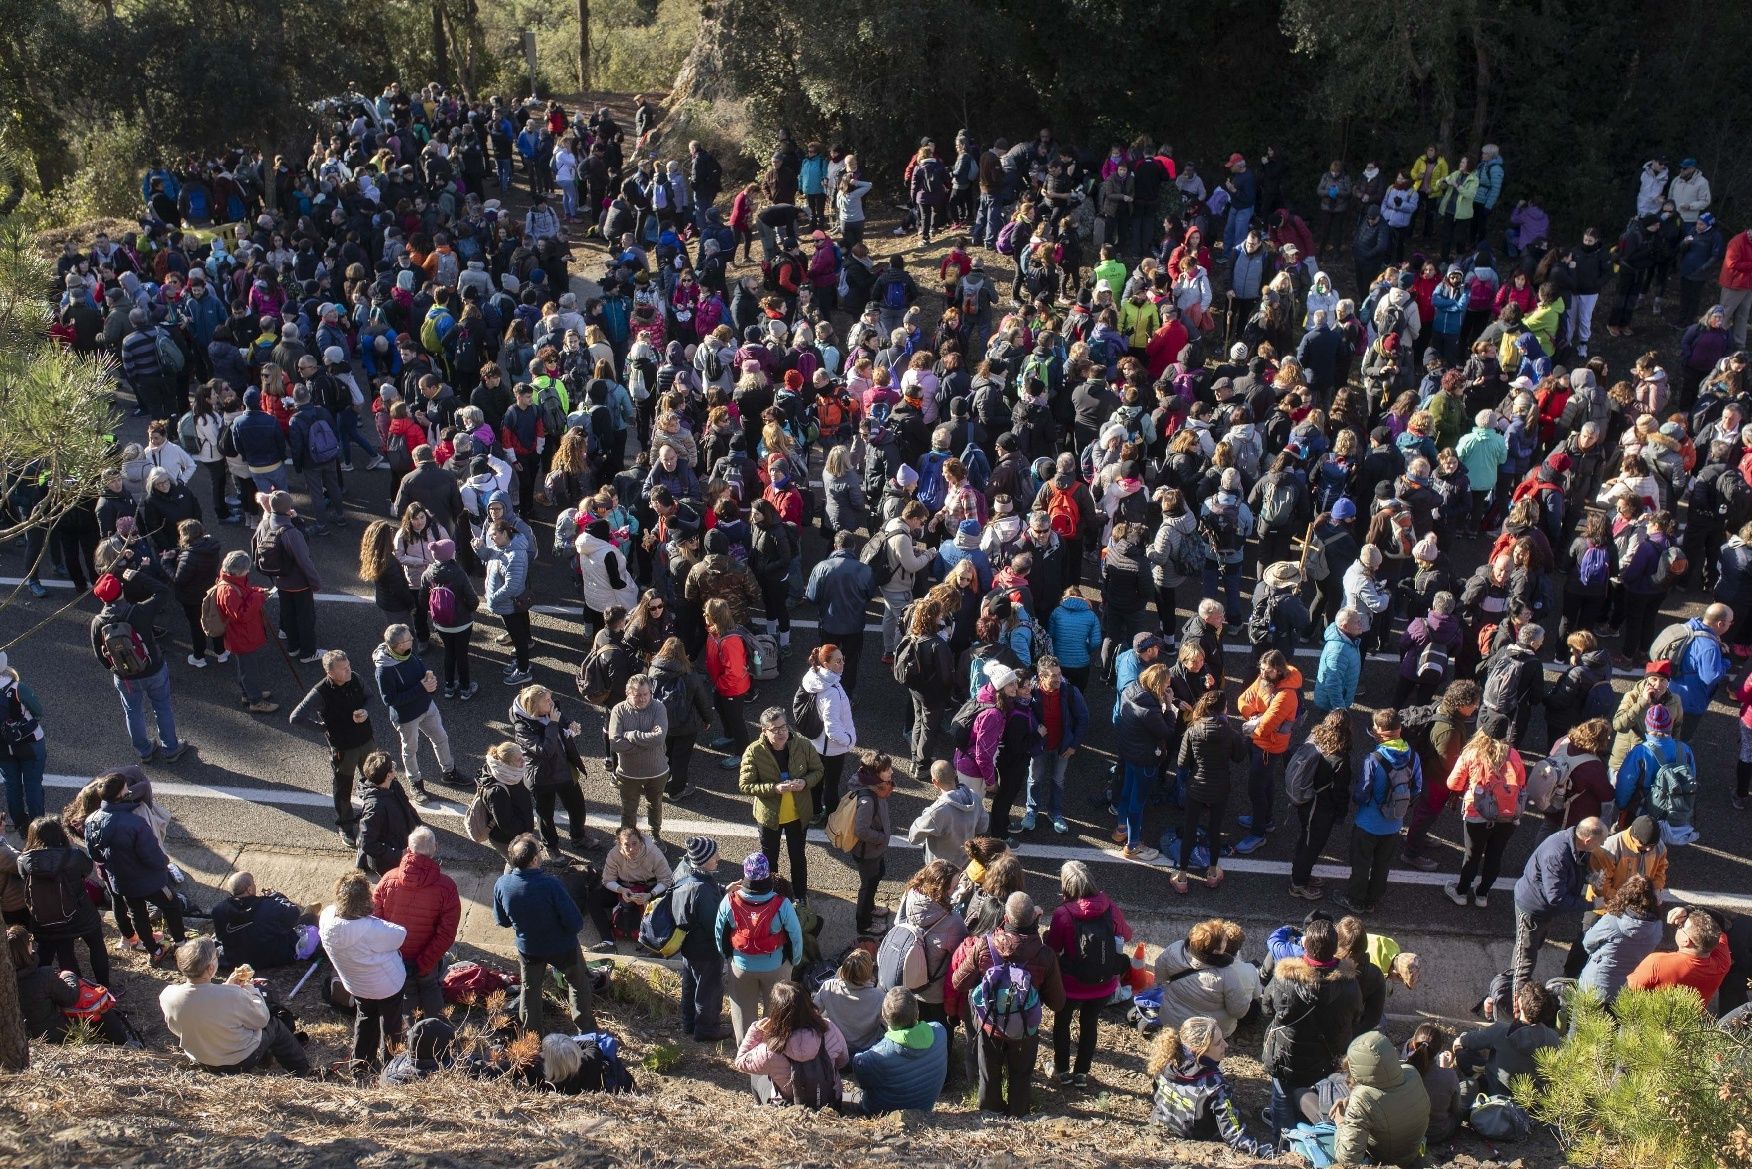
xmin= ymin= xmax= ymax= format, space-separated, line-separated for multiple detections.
xmin=1343 ymin=561 xmax=1392 ymax=632
xmin=1151 ymin=939 xmax=1261 ymax=1037
xmin=144 ymin=441 xmax=198 ymax=485
xmin=575 ymin=531 xmax=640 ymax=614
xmin=1381 ymin=186 xmax=1419 ymax=229
xmin=1669 ymin=172 xmax=1712 ymax=222
xmin=802 ymin=665 xmax=856 ymax=757
xmin=318 ymin=907 xmax=408 ymax=1001
xmin=1635 ymin=164 xmax=1670 ymax=217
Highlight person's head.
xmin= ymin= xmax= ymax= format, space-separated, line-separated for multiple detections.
xmin=615 ymin=826 xmax=646 ymax=861
xmin=23 ymin=817 xmax=69 ymax=851
xmin=1147 ymin=1014 xmax=1227 ymax=1077
xmin=406 ymin=826 xmax=439 ymax=863
xmin=1604 ymin=873 xmax=1661 ymax=920
xmin=758 ymin=705 xmax=791 ymax=748
xmin=1186 ymin=918 xmax=1244 ymax=965
xmin=1301 ymin=917 xmax=1337 ymax=963
xmin=880 ymin=985 xmax=921 ymax=1033
xmin=362 ymin=750 xmax=396 ymax=788
xmin=1681 ymin=907 xmax=1724 ymax=955
xmin=507 ymin=833 xmax=544 ymax=870
xmin=625 ymin=673 xmax=653 ymax=709
xmin=332 ymin=870 xmax=374 ymax=920
xmin=1514 ymin=981 xmax=1553 ymax=1025
xmin=809 ymin=643 xmax=844 ymax=675
xmin=1198 ymin=597 xmax=1225 ymax=630
xmin=175 ymin=936 xmax=220 ymax=983
xmin=1059 ymin=859 xmax=1098 ymax=903
xmin=384 ymin=623 xmax=415 ymax=657
xmin=224 ymin=871 xmax=257 ymax=898
xmin=1567 ymin=717 xmax=1611 ymax=757
xmin=1002 ymin=890 xmax=1040 ymax=932
xmin=762 ymin=979 xmax=829 ymax=1053
xmin=1705 ymin=602 xmax=1735 ymax=635
xmin=930 ymin=760 xmax=957 ymax=791
xmin=1257 ymin=648 xmax=1289 ymax=686
xmin=321 ymin=649 xmax=352 ymax=686
xmin=1574 ymin=817 xmax=1610 ymax=851
xmin=1310 ymin=709 xmax=1351 ymax=757
xmin=1190 ymin=690 xmax=1225 ymax=722
xmin=1404 ymin=1022 xmax=1450 ymax=1076
xmin=6 ymin=924 xmax=35 ymax=972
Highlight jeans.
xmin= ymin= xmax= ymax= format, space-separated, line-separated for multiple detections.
xmin=1269 ymin=1076 xmax=1311 ymax=1139
xmin=1027 ymin=751 xmax=1071 ymax=820
xmin=1 ymin=737 xmax=47 ymax=829
xmin=401 ymin=957 xmax=446 ymax=1019
xmin=1346 ymin=828 xmax=1398 ymax=909
xmin=249 ymin=464 xmax=290 ymax=495
xmin=680 ymin=951 xmax=725 ymax=1037
xmin=977 ymin=1031 xmax=1038 ymax=1116
xmin=112 ymin=664 xmax=180 ymax=760
xmin=278 ymin=587 xmax=317 ymax=658
xmin=1247 ymin=744 xmax=1283 ymax=832
xmin=331 ymin=743 xmax=372 ymax=828
xmin=910 ymin=692 xmax=945 ymax=772
xmin=1052 ymin=996 xmax=1101 ymax=1076
xmin=618 ymin=771 xmax=666 ymax=837
xmin=1455 ymin=819 xmax=1518 ymax=898
xmin=760 ymin=820 xmax=809 ymax=902
xmin=1570 ymin=292 xmax=1599 ymax=350
xmin=535 ymin=780 xmax=589 ymax=847
xmin=1117 ymin=761 xmax=1151 ymax=849
xmin=516 ymin=945 xmax=597 ymax=1037
xmin=1290 ymin=796 xmax=1342 ymax=886
xmin=231 ymin=646 xmax=270 ymax=703
xmin=854 ymin=852 xmax=885 ymax=933
xmin=558 ymin=178 xmax=578 ymax=218
xmin=1223 ymin=205 xmax=1255 ymax=257
xmin=391 ymin=704 xmax=453 ymax=784
xmin=973 ymin=194 xmax=1002 ymax=247
xmin=1511 ymin=910 xmax=1554 ymax=999
xmin=302 ymin=460 xmax=344 ymax=519
xmin=1203 ymin=560 xmax=1243 ymax=623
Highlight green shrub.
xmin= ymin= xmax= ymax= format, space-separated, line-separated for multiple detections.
xmin=1524 ymin=986 xmax=1752 ymax=1169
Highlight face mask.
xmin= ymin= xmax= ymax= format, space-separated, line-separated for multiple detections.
xmin=1364 ymin=166 xmax=1379 ymax=179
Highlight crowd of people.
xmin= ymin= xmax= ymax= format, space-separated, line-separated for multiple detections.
xmin=6 ymin=79 xmax=1752 ymax=1159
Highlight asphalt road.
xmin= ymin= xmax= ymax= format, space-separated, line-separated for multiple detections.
xmin=4 ymin=407 xmax=1750 ymax=964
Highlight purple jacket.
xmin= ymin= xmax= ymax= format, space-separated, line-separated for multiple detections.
xmin=951 ymin=683 xmax=1005 ymax=786
xmin=1396 ymin=612 xmax=1463 ymax=681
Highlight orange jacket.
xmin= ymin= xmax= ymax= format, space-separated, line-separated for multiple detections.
xmin=1238 ymin=666 xmax=1302 ymax=755
xmin=1446 ymin=744 xmax=1526 ymax=822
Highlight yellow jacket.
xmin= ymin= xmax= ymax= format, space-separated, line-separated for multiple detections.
xmin=1410 ymin=155 xmax=1450 ymax=196
xmin=1589 ymin=828 xmax=1668 ymax=907
xmin=1119 ymin=298 xmax=1161 ymax=349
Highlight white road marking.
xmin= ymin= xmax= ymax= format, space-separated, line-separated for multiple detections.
xmin=38 ymin=773 xmax=1752 ymax=911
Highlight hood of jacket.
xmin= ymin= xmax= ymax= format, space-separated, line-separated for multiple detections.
xmin=1323 ymin=622 xmax=1358 ymax=651
xmin=1060 ymin=891 xmax=1115 ymax=922
xmin=407 ymin=1016 xmax=456 ymax=1066
xmin=392 ymin=851 xmax=444 ymax=889
xmin=1273 ymin=954 xmax=1357 ymax=988
xmin=1373 ymin=739 xmax=1414 ymax=769
xmin=1165 ymin=1052 xmax=1223 ymax=1085
xmin=1058 ymin=595 xmax=1093 ymax=616
xmin=372 ymin=641 xmax=412 ymax=669
xmin=801 ymin=665 xmax=843 ymax=697
xmin=1347 ymin=1031 xmax=1406 ymax=1090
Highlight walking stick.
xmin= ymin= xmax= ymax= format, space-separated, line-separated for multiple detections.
xmin=1297 ymin=520 xmax=1315 ymax=575
xmin=290 ymin=955 xmax=325 ymax=999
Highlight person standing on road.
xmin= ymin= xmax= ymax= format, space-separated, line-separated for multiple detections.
xmin=702 ymin=599 xmax=754 ymax=768
xmin=419 ymin=538 xmax=478 ymax=701
xmin=512 ymin=683 xmax=591 ymax=854
xmin=252 ymin=491 xmax=324 ymax=665
xmin=372 ymin=623 xmax=459 ymax=798
xmin=801 ymin=643 xmax=857 ymax=823
xmin=289 ymin=649 xmax=377 ymax=844
xmin=805 ymin=531 xmax=878 ymax=689
xmin=320 ymin=869 xmax=408 ymax=1081
xmin=738 ymin=706 xmax=824 ymax=903
xmin=354 ymin=750 xmax=424 ymax=877
xmin=211 ymin=550 xmax=279 ymax=714
xmin=609 ymin=673 xmax=671 ymax=842
xmin=1333 ymin=708 xmax=1421 ymax=916
xmin=1234 ymin=650 xmax=1301 ymax=855
xmin=0 ymin=652 xmax=47 ymax=831
xmin=1442 ymin=730 xmax=1527 ymax=910
xmin=493 ymin=833 xmax=599 ymax=1040
xmin=371 ymin=826 xmax=460 ymax=1023
xmin=90 ymin=570 xmax=191 ymax=765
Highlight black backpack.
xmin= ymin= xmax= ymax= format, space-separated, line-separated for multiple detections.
xmin=950 ymin=695 xmax=988 ymax=750
xmin=893 ymin=635 xmax=932 ymax=689
xmin=1248 ymin=588 xmax=1286 ymax=648
xmin=23 ymin=864 xmax=81 ymax=931
xmin=255 ymin=524 xmax=287 ymax=577
xmin=1061 ymin=905 xmax=1129 ymax=984
xmin=791 ymin=682 xmax=825 ymax=740
xmin=860 ymin=527 xmax=898 ymax=588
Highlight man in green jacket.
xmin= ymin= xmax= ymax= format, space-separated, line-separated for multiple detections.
xmin=1333 ymin=1031 xmax=1431 ymax=1167
xmin=737 ymin=706 xmax=824 ymax=902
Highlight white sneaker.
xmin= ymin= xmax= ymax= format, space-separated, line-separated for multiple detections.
xmin=215 ymin=650 xmax=231 ymax=663
xmin=298 ymin=650 xmax=326 ymax=664
xmin=366 ymin=457 xmax=387 ymax=471
xmin=340 ymin=463 xmax=354 ymax=473
xmin=186 ymin=654 xmax=207 ymax=669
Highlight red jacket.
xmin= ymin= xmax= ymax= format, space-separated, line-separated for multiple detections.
xmin=1723 ymin=232 xmax=1752 ymax=292
xmin=213 ymin=572 xmax=269 ymax=655
xmin=371 ymin=851 xmax=460 ymax=976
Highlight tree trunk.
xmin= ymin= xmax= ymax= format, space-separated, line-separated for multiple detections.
xmin=432 ymin=0 xmax=450 ymax=84
xmin=0 ymin=936 xmax=26 ymax=1071
xmin=654 ymin=1 xmax=735 ymax=149
xmin=1469 ymin=32 xmax=1491 ymax=154
xmin=577 ymin=0 xmax=591 ymax=93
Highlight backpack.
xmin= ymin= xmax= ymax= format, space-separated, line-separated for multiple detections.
xmin=637 ymin=884 xmax=686 ymax=957
xmin=782 ymin=1034 xmax=842 ymax=1108
xmin=255 ymin=524 xmax=288 ymax=577
xmin=1372 ymin=746 xmax=1418 ymax=821
xmin=578 ymin=641 xmax=632 ymax=706
xmin=98 ymin=605 xmax=152 ymax=679
xmin=386 ymin=431 xmax=414 ymax=474
xmin=1398 ymin=703 xmax=1443 ymax=759
xmin=1653 ymin=544 xmax=1689 ymax=590
xmin=860 ymin=528 xmax=898 ymax=588
xmin=198 ymin=586 xmax=228 ymax=640
xmin=153 ymin=327 xmax=185 ymax=373
xmin=1300 ymin=530 xmax=1330 ymax=582
xmin=1258 ymin=474 xmax=1298 ymax=529
xmin=1283 ymin=741 xmax=1329 ymax=806
xmin=62 ymin=979 xmax=117 ymax=1021
xmin=1168 ymin=523 xmax=1210 ymax=578
xmin=1062 ymin=905 xmax=1129 ymax=984
xmin=790 ymin=682 xmax=825 ymax=740
xmin=950 ymin=696 xmax=988 ymax=751
xmin=535 ymin=383 xmax=566 ymax=438
xmin=876 ymin=917 xmax=940 ymax=991
xmin=1203 ymin=508 xmax=1241 ymax=554
xmin=1646 ymin=737 xmax=1698 ymax=833
xmin=22 ymin=863 xmax=80 ymax=931
xmin=1046 ymin=482 xmax=1081 ymax=539
xmin=428 ymin=582 xmax=460 ymax=627
xmin=462 ymin=790 xmax=492 ymax=844
xmin=814 ymin=391 xmax=850 ymax=437
xmin=433 ymin=250 xmax=460 ymax=288
xmin=1416 ymin=636 xmax=1451 ymax=684
xmin=736 ymin=629 xmax=778 ymax=682
xmin=1576 ymin=542 xmax=1610 ymax=588
xmin=1649 ymin=622 xmax=1702 ymax=669
xmin=1248 ymin=588 xmax=1286 ymax=648
xmin=824 ymin=790 xmax=862 ymax=852
xmin=881 ymin=277 xmax=909 ymax=311
xmin=441 ymin=960 xmax=516 ymax=1004
xmin=892 ymin=635 xmax=931 ymax=689
xmin=1482 ymin=653 xmax=1526 ymax=714
xmin=305 ymin=415 xmax=340 ymax=465
xmin=917 ymin=450 xmax=951 ymax=513
xmin=970 ymin=936 xmax=1043 ymax=1040
xmin=1470 ymin=1094 xmax=1534 ymax=1141
xmin=420 ymin=307 xmax=451 ymax=357
xmin=728 ymin=891 xmax=787 ymax=956
xmin=995 ymin=220 xmax=1021 ymax=257
xmin=1524 ymin=737 xmax=1591 ymax=815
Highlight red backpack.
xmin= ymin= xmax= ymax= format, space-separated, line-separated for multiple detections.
xmin=1046 ymin=482 xmax=1081 ymax=539
xmin=728 ymin=889 xmax=786 ymax=956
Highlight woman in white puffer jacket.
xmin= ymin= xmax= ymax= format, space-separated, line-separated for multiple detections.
xmin=319 ymin=869 xmax=408 ymax=1078
xmin=1151 ymin=918 xmax=1261 ymax=1038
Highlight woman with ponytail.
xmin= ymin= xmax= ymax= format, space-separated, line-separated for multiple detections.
xmin=1147 ymin=1014 xmax=1276 ymax=1156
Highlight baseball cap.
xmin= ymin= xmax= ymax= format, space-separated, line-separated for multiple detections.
xmin=1225 ymin=152 xmax=1245 ymax=168
xmin=1332 ymin=498 xmax=1358 ymax=521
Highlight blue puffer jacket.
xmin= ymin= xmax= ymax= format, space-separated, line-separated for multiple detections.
xmin=851 ymin=1021 xmax=949 ymax=1115
xmin=373 ymin=641 xmax=435 ymax=724
xmin=492 ymin=866 xmax=584 ymax=957
xmin=480 ymin=533 xmax=530 ymax=616
xmin=1047 ymin=596 xmax=1102 ymax=668
xmin=231 ymin=407 xmax=288 ymax=468
xmin=1313 ymin=622 xmax=1362 ymax=709
xmin=83 ymin=798 xmax=173 ymax=899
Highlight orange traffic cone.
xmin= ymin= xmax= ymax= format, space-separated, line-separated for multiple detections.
xmin=1129 ymin=942 xmax=1154 ymax=993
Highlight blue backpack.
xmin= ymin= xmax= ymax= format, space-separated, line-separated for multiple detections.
xmin=306 ymin=414 xmax=341 ymax=465
xmin=1576 ymin=542 xmax=1610 ymax=588
xmin=917 ymin=450 xmax=951 ymax=512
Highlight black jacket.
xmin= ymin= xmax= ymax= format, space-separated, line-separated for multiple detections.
xmin=168 ymin=534 xmax=224 ymax=607
xmin=478 ymin=765 xmax=537 ymax=845
xmin=1262 ymin=955 xmax=1364 ymax=1085
xmin=140 ymin=484 xmax=203 ymax=551
xmin=511 ymin=699 xmax=584 ymax=790
xmin=1115 ymin=682 xmax=1173 ymax=765
xmin=17 ymin=846 xmax=103 ymax=939
xmin=289 ymin=675 xmax=376 ymax=751
xmin=1175 ymin=715 xmax=1248 ymax=804
xmin=356 ymin=780 xmax=424 ymax=876
xmin=212 ymin=891 xmax=304 ymax=971
xmin=17 ymin=964 xmax=78 ymax=1041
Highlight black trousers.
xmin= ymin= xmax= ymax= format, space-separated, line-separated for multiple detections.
xmin=989 ymin=765 xmax=1027 ymax=837
xmin=504 ymin=609 xmax=532 ymax=670
xmin=760 ymin=820 xmax=809 ymax=902
xmin=279 ymin=587 xmax=318 ymax=658
xmin=854 ymin=852 xmax=885 ymax=933
xmin=664 ymin=734 xmax=698 ymax=797
xmin=1290 ymin=796 xmax=1342 ymax=886
xmin=535 ymin=781 xmax=589 ymax=847
xmin=1455 ymin=820 xmax=1518 ymax=897
xmin=1052 ymin=997 xmax=1101 ymax=1076
xmin=1181 ymin=794 xmax=1226 ymax=871
xmin=331 ymin=743 xmax=372 ymax=827
xmin=438 ymin=627 xmax=472 ymax=688
xmin=1345 ymin=828 xmax=1398 ymax=909
xmin=43 ymin=928 xmax=110 ymax=986
xmin=978 ymin=1031 xmax=1038 ymax=1116
xmin=115 ymin=890 xmax=184 ymax=950
xmin=819 ymin=753 xmax=848 ymax=818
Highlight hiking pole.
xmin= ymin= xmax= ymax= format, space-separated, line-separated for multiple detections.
xmin=1297 ymin=520 xmax=1314 ymax=576
xmin=290 ymin=955 xmax=325 ymax=999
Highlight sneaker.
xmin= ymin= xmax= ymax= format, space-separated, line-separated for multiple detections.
xmin=717 ymin=755 xmax=739 ymax=770
xmin=1404 ymin=853 xmax=1440 ymax=872
xmin=495 ymin=631 xmax=514 ymax=646
xmin=458 ymin=682 xmax=478 ymax=701
xmin=1019 ymin=811 xmax=1037 ymax=832
xmin=1122 ymin=845 xmax=1161 ymax=862
xmin=1236 ymin=815 xmax=1276 ymax=834
xmin=503 ymin=668 xmax=533 ymax=685
xmin=708 ymin=736 xmax=735 ymax=750
xmin=1444 ymin=882 xmax=1471 ymax=907
xmin=443 ymin=683 xmax=457 ymax=700
xmin=1072 ymin=1073 xmax=1089 ymax=1090
xmin=26 ymin=580 xmax=47 ymax=598
xmin=366 ymin=457 xmax=387 ymax=471
xmin=215 ymin=650 xmax=231 ymax=663
xmin=298 ymin=651 xmax=326 ymax=664
xmin=337 ymin=824 xmax=359 ymax=846
xmin=187 ymin=653 xmax=208 ymax=669
xmin=1329 ymin=893 xmax=1368 ymax=915
xmin=1735 ymin=795 xmax=1748 ymax=811
xmin=247 ymin=700 xmax=280 ymax=714
xmin=1052 ymin=817 xmax=1070 ymax=834
xmin=590 ymin=940 xmax=617 ymax=953
xmin=1289 ymin=883 xmax=1325 ymax=900
xmin=278 ymin=630 xmax=287 ymax=639
xmin=440 ymin=769 xmax=464 ymax=787
xmin=667 ymin=783 xmax=694 ymax=802
xmin=159 ymin=742 xmax=192 ymax=763
xmin=1053 ymin=1072 xmax=1074 ymax=1088
xmin=411 ymin=782 xmax=431 ymax=802
xmin=1232 ymin=833 xmax=1267 ymax=855
xmin=1473 ymin=890 xmax=1490 ymax=909
xmin=340 ymin=462 xmax=353 ymax=473
xmin=1110 ymin=828 xmax=1128 ymax=845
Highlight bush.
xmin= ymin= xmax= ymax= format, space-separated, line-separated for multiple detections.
xmin=44 ymin=119 xmax=156 ymax=229
xmin=1524 ymin=986 xmax=1752 ymax=1169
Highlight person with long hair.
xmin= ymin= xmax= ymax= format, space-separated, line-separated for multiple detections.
xmin=16 ymin=817 xmax=109 ymax=984
xmin=624 ymin=588 xmax=676 ymax=662
xmin=1173 ymin=689 xmax=1247 ymax=891
xmin=1044 ymin=860 xmax=1133 ymax=1089
xmin=900 ymin=598 xmax=955 ymax=779
xmin=843 ymin=750 xmax=895 ymax=936
xmin=393 ymin=502 xmax=447 ymax=644
xmin=1285 ymin=709 xmax=1352 ymax=900
xmin=800 ymin=643 xmax=857 ymax=818
xmin=1576 ymin=872 xmax=1664 ymax=1005
xmin=648 ymin=637 xmax=716 ymax=801
xmin=1402 ymin=1022 xmax=1462 ymax=1144
xmin=731 ymin=978 xmax=850 ymax=1105
xmin=1443 ymin=729 xmax=1527 ymax=909
xmin=1147 ymin=1014 xmax=1275 ymax=1155
xmin=361 ymin=518 xmax=419 ymax=628
xmin=748 ymin=497 xmax=795 ymax=652
xmin=891 ymin=859 xmax=968 ymax=1024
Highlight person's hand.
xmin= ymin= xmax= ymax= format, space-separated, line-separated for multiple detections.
xmin=568 ymin=720 xmax=582 ymax=736
xmin=227 ymin=964 xmax=254 ymax=985
xmin=1328 ymin=1097 xmax=1347 ymax=1122
xmin=353 ymin=709 xmax=368 ymax=723
xmin=422 ymin=673 xmax=439 ymax=693
xmin=1667 ymin=905 xmax=1691 ymax=927
xmin=1060 ymin=748 xmax=1076 ymax=760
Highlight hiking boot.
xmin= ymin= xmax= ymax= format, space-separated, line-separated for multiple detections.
xmin=1444 ymin=882 xmax=1471 ymax=907
xmin=1073 ymin=1073 xmax=1090 ymax=1090
xmin=590 ymin=939 xmax=617 ymax=953
xmin=411 ymin=781 xmax=431 ymax=802
xmin=159 ymin=742 xmax=192 ymax=763
xmin=707 ymin=736 xmax=734 ymax=750
xmin=1289 ymin=883 xmax=1324 ymax=900
xmin=440 ymin=769 xmax=464 ymax=787
xmin=247 ymin=700 xmax=280 ymax=714
xmin=1232 ymin=833 xmax=1267 ymax=855
xmin=1403 ymin=853 xmax=1440 ymax=872
xmin=1329 ymin=893 xmax=1368 ymax=915
xmin=337 ymin=824 xmax=359 ymax=846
